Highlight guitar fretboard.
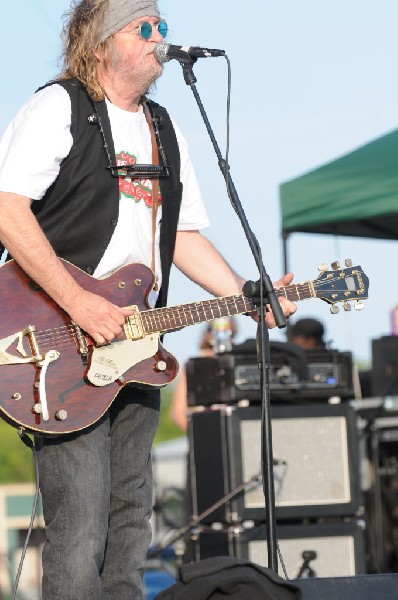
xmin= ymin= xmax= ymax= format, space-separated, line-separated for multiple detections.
xmin=139 ymin=281 xmax=314 ymax=335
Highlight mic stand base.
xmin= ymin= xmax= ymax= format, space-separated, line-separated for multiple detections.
xmin=148 ymin=472 xmax=262 ymax=560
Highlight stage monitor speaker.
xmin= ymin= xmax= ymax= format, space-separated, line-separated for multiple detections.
xmin=371 ymin=335 xmax=398 ymax=396
xmin=194 ymin=522 xmax=366 ymax=578
xmin=293 ymin=573 xmax=398 ymax=600
xmin=189 ymin=404 xmax=360 ymax=523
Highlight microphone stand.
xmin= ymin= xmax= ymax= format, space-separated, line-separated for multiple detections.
xmin=176 ymin=56 xmax=286 ymax=573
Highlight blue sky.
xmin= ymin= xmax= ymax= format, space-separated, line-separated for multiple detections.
xmin=2 ymin=0 xmax=398 ymax=371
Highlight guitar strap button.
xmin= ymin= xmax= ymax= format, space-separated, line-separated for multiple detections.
xmin=155 ymin=360 xmax=167 ymax=372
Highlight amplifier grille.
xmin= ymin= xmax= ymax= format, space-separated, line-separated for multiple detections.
xmin=241 ymin=415 xmax=351 ymax=510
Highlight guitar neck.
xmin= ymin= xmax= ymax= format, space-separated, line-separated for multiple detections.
xmin=140 ymin=281 xmax=314 ymax=335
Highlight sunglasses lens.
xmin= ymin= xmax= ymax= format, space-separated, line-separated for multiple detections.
xmin=158 ymin=20 xmax=168 ymax=38
xmin=139 ymin=21 xmax=152 ymax=39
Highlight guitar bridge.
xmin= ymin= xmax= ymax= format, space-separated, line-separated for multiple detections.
xmin=124 ymin=306 xmax=145 ymax=340
xmin=72 ymin=321 xmax=89 ymax=364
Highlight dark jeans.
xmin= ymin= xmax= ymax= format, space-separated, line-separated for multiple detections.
xmin=35 ymin=386 xmax=160 ymax=600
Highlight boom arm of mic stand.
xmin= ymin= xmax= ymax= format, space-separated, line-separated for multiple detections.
xmin=178 ymin=60 xmax=286 ymax=328
xmin=176 ymin=58 xmax=285 ymax=573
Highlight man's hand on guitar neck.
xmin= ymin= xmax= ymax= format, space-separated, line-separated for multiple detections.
xmin=252 ymin=272 xmax=297 ymax=328
xmin=173 ymin=231 xmax=297 ymax=329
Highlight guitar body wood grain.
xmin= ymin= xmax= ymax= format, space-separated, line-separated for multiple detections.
xmin=0 ymin=260 xmax=178 ymax=436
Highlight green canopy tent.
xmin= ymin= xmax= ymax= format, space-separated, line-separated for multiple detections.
xmin=280 ymin=128 xmax=398 ymax=270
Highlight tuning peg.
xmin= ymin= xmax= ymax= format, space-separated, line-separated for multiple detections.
xmin=343 ymin=302 xmax=352 ymax=312
xmin=345 ymin=259 xmax=353 ymax=268
xmin=330 ymin=305 xmax=340 ymax=314
xmin=318 ymin=263 xmax=328 ymax=272
xmin=355 ymin=301 xmax=365 ymax=311
xmin=331 ymin=261 xmax=340 ymax=271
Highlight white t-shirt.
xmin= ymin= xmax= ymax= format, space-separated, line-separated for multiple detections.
xmin=0 ymin=84 xmax=210 ymax=287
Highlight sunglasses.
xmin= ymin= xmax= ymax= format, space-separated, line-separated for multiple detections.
xmin=118 ymin=20 xmax=168 ymax=40
xmin=131 ymin=20 xmax=168 ymax=40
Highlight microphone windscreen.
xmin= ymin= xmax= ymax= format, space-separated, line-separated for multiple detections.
xmin=154 ymin=42 xmax=171 ymax=63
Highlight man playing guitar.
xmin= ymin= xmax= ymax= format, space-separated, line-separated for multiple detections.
xmin=0 ymin=1 xmax=296 ymax=598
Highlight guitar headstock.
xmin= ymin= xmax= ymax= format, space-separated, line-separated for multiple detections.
xmin=314 ymin=259 xmax=369 ymax=313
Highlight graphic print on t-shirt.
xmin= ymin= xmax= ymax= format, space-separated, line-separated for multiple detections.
xmin=116 ymin=151 xmax=162 ymax=207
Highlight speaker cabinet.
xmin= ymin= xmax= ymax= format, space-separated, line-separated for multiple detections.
xmin=189 ymin=404 xmax=360 ymax=523
xmin=372 ymin=335 xmax=398 ymax=396
xmin=194 ymin=522 xmax=366 ymax=578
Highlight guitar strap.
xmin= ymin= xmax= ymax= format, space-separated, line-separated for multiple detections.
xmin=143 ymin=101 xmax=160 ymax=292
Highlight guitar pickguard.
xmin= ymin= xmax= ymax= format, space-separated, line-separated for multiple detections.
xmin=87 ymin=333 xmax=160 ymax=386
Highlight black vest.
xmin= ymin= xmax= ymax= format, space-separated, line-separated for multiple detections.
xmin=31 ymin=79 xmax=183 ymax=308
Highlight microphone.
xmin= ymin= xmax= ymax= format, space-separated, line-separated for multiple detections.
xmin=155 ymin=42 xmax=225 ymax=63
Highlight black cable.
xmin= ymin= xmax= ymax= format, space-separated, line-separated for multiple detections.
xmin=10 ymin=431 xmax=41 ymax=600
xmin=224 ymin=56 xmax=233 ymax=201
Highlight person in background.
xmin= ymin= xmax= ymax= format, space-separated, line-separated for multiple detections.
xmin=288 ymin=317 xmax=326 ymax=350
xmin=171 ymin=317 xmax=237 ymax=432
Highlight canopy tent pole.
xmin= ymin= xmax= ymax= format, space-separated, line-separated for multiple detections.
xmin=282 ymin=230 xmax=290 ymax=274
xmin=282 ymin=231 xmax=291 ymax=340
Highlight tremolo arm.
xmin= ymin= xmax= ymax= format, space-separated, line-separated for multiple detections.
xmin=0 ymin=326 xmax=59 ymax=422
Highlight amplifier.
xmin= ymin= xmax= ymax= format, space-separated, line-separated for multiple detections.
xmin=189 ymin=404 xmax=361 ymax=523
xmin=186 ymin=347 xmax=354 ymax=406
xmin=372 ymin=336 xmax=398 ymax=396
xmin=194 ymin=522 xmax=366 ymax=578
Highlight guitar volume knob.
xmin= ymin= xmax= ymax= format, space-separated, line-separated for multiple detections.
xmin=55 ymin=410 xmax=68 ymax=421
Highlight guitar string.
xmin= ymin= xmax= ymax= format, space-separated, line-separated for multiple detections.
xmin=30 ymin=279 xmax=340 ymax=349
xmin=26 ymin=274 xmax=359 ymax=351
xmin=137 ymin=272 xmax=354 ymax=327
xmin=30 ymin=280 xmax=346 ymax=351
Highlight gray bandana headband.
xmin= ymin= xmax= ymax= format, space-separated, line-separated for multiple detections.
xmin=99 ymin=0 xmax=160 ymax=43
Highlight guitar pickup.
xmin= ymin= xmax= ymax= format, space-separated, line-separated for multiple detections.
xmin=124 ymin=306 xmax=145 ymax=341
